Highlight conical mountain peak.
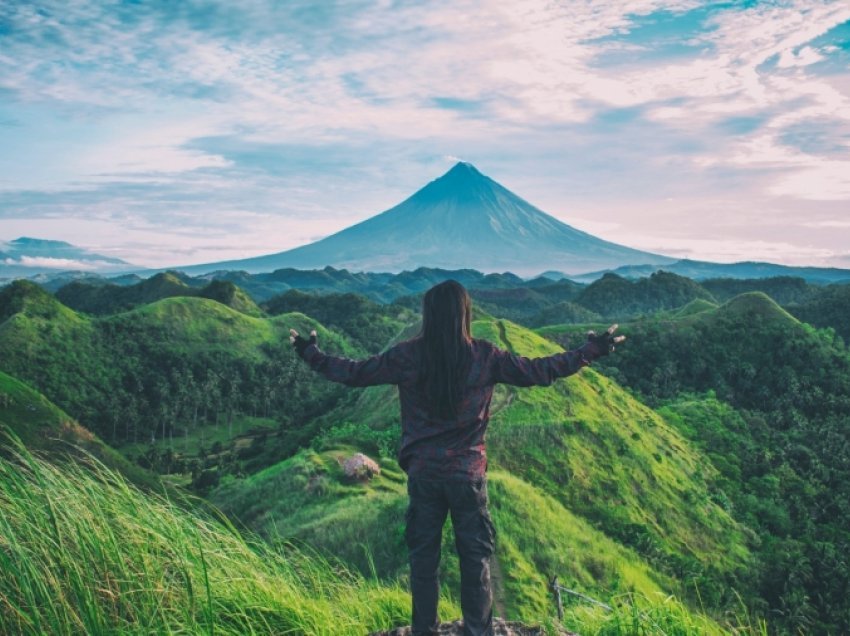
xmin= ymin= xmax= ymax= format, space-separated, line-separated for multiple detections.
xmin=439 ymin=161 xmax=488 ymax=184
xmin=174 ymin=164 xmax=673 ymax=276
xmin=412 ymin=161 xmax=500 ymax=206
xmin=445 ymin=161 xmax=483 ymax=177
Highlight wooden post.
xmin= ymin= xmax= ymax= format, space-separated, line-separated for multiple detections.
xmin=550 ymin=575 xmax=563 ymax=621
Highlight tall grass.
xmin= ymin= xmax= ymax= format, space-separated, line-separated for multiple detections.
xmin=561 ymin=591 xmax=768 ymax=636
xmin=0 ymin=430 xmax=456 ymax=635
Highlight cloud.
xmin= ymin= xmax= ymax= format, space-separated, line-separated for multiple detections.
xmin=777 ymin=45 xmax=826 ymax=67
xmin=0 ymin=0 xmax=848 ymax=268
xmin=801 ymin=220 xmax=850 ymax=229
xmin=3 ymin=256 xmax=110 ymax=270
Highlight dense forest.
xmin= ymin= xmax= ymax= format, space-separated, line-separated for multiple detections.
xmin=539 ymin=293 xmax=850 ymax=634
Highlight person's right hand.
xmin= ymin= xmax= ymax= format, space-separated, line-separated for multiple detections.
xmin=586 ymin=324 xmax=626 ymax=357
xmin=289 ymin=328 xmax=317 ymax=357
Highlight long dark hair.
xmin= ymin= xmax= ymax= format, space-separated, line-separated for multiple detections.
xmin=417 ymin=279 xmax=473 ymax=419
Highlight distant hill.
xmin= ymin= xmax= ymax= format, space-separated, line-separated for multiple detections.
xmin=0 ymin=236 xmax=135 ymax=279
xmin=263 ymin=289 xmax=416 ymax=351
xmin=574 ymin=270 xmax=715 ymax=318
xmin=46 ymin=266 xmax=850 ymax=340
xmin=51 ymin=266 xmax=553 ymax=304
xmin=700 ymin=276 xmax=816 ymax=304
xmin=55 ymin=272 xmax=262 ymax=317
xmin=170 ymin=162 xmax=673 ymax=276
xmin=565 ymin=259 xmax=850 ymax=284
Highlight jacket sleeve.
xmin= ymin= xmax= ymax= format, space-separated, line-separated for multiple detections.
xmin=488 ymin=342 xmax=599 ymax=387
xmin=299 ymin=343 xmax=406 ymax=387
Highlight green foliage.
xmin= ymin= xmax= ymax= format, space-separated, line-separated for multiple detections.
xmin=263 ymin=289 xmax=415 ymax=351
xmin=700 ymin=276 xmax=815 ymax=305
xmin=198 ymin=279 xmax=264 ymax=317
xmin=0 ymin=279 xmax=83 ymax=324
xmin=0 ymin=371 xmax=158 ymax=489
xmin=538 ymin=292 xmax=850 ymax=634
xmin=575 ymin=271 xmax=715 ymax=319
xmin=656 ymin=394 xmax=850 ymax=635
xmin=485 ymin=471 xmax=670 ymax=620
xmin=213 ymin=446 xmax=409 ymax=579
xmin=0 ymin=291 xmax=361 ymax=459
xmin=467 ymin=287 xmax=555 ymax=323
xmin=0 ymin=431 xmax=440 ymax=635
xmin=54 ymin=272 xmax=263 ymax=317
xmin=673 ymin=298 xmax=718 ymax=318
xmin=560 ymin=590 xmax=765 ymax=636
xmin=786 ymin=281 xmax=850 ymax=342
xmin=526 ymin=301 xmax=602 ymax=328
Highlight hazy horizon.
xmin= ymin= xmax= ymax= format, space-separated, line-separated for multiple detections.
xmin=1 ymin=1 xmax=849 ymax=270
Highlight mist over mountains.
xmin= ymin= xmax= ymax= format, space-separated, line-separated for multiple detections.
xmin=0 ymin=237 xmax=135 ymax=278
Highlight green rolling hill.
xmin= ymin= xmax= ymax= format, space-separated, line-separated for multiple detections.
xmin=0 ymin=280 xmax=370 ymax=451
xmin=55 ymin=272 xmax=263 ymax=317
xmin=0 ymin=370 xmax=158 ymax=490
xmin=210 ymin=315 xmax=751 ymax=628
xmin=535 ymin=291 xmax=850 ymax=634
xmin=574 ymin=271 xmax=715 ymax=319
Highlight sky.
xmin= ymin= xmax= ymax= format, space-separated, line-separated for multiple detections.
xmin=1 ymin=0 xmax=849 ymax=270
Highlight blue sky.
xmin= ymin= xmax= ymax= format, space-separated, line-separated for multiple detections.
xmin=1 ymin=0 xmax=849 ymax=269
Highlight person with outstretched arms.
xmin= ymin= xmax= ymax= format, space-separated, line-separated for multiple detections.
xmin=290 ymin=279 xmax=624 ymax=636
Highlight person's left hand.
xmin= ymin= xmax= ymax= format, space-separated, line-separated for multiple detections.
xmin=289 ymin=328 xmax=317 ymax=357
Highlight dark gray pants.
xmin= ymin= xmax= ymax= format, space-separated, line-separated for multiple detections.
xmin=405 ymin=475 xmax=496 ymax=636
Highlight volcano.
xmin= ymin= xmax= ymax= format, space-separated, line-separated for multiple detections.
xmin=179 ymin=162 xmax=673 ymax=276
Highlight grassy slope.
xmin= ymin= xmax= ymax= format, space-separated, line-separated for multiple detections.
xmin=532 ymin=291 xmax=850 ymax=633
xmin=211 ymin=315 xmax=751 ymax=627
xmin=0 ymin=371 xmax=159 ymax=489
xmin=0 ymin=436 xmax=439 ymax=636
xmin=0 ymin=287 xmax=365 ymax=436
xmin=481 ymin=322 xmax=749 ymax=589
xmin=113 ymin=296 xmax=279 ymax=355
xmin=0 ymin=281 xmax=359 ymax=394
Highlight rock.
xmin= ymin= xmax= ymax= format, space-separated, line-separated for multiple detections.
xmin=343 ymin=452 xmax=381 ymax=481
xmin=368 ymin=618 xmax=576 ymax=635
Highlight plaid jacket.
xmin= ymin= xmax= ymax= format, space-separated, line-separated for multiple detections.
xmin=299 ymin=337 xmax=600 ymax=479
